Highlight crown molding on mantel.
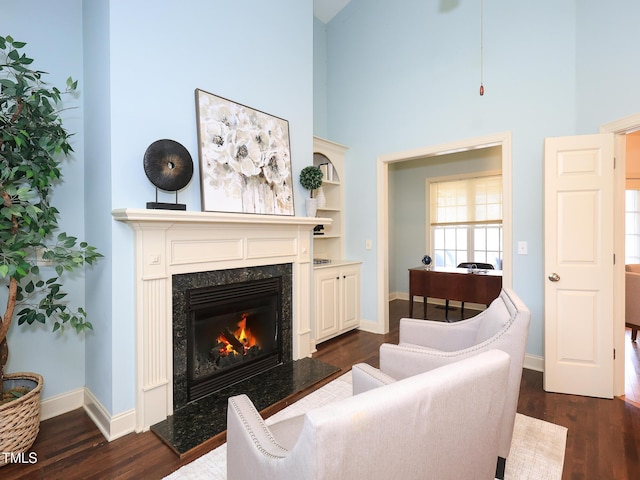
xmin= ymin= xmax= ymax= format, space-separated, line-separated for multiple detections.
xmin=112 ymin=208 xmax=326 ymax=227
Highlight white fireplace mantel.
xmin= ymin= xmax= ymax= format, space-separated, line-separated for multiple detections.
xmin=113 ymin=208 xmax=328 ymax=431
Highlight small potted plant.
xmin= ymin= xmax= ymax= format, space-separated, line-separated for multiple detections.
xmin=0 ymin=35 xmax=102 ymax=464
xmin=299 ymin=165 xmax=323 ymax=216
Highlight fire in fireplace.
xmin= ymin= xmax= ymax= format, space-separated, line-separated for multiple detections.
xmin=187 ymin=277 xmax=283 ymax=401
xmin=211 ymin=312 xmax=259 ymax=364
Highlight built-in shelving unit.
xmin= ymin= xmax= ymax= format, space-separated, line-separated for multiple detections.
xmin=312 ymin=136 xmax=361 ymax=344
xmin=312 ymin=138 xmax=345 ymax=260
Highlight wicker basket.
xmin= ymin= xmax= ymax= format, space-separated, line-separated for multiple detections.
xmin=0 ymin=372 xmax=43 ymax=467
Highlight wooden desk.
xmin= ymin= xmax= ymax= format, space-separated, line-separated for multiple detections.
xmin=409 ymin=267 xmax=502 ymax=320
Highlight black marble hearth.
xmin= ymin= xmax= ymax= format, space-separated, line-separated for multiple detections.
xmin=150 ymin=357 xmax=340 ymax=456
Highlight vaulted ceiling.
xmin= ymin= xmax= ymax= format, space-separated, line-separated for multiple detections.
xmin=313 ymin=0 xmax=351 ymax=23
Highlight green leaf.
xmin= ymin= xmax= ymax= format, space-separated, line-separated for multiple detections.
xmin=0 ymin=265 xmax=8 ymax=277
xmin=11 ymin=390 xmax=24 ymax=399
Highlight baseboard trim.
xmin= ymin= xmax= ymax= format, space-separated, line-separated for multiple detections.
xmin=39 ymin=386 xmax=136 ymax=442
xmin=40 ymin=387 xmax=84 ymax=421
xmin=524 ymin=353 xmax=544 ymax=372
xmin=358 ymin=317 xmax=384 ymax=334
xmin=83 ymin=388 xmax=136 ymax=442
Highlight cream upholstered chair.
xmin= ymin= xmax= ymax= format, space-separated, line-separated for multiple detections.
xmin=378 ymin=288 xmax=530 ymax=480
xmin=626 ymin=264 xmax=640 ymax=341
xmin=226 ymin=350 xmax=511 ymax=480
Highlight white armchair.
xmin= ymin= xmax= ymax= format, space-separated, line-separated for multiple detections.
xmin=378 ymin=288 xmax=530 ymax=479
xmin=226 ymin=350 xmax=511 ymax=480
xmin=626 ymin=264 xmax=640 ymax=341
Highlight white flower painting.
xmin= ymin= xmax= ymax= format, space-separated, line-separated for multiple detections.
xmin=195 ymin=89 xmax=294 ymax=215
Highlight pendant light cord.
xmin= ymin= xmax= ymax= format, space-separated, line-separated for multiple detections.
xmin=479 ymin=0 xmax=485 ymax=96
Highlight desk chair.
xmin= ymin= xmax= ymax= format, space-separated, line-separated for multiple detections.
xmin=445 ymin=262 xmax=495 ymax=320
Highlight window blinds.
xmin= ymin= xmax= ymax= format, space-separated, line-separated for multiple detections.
xmin=430 ymin=175 xmax=502 ymax=226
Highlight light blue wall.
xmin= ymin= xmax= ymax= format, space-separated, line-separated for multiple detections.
xmin=82 ymin=0 xmax=115 ymax=413
xmin=314 ymin=16 xmax=328 ymax=138
xmin=1 ymin=1 xmax=87 ymax=399
xmin=324 ymin=0 xmax=592 ymax=358
xmin=3 ymin=0 xmax=313 ymax=416
xmin=575 ymin=1 xmax=640 ymax=132
xmin=389 ymin=148 xmax=501 ymax=295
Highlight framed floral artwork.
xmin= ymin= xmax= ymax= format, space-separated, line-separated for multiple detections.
xmin=195 ymin=89 xmax=295 ymax=215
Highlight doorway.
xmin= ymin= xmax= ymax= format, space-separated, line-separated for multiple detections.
xmin=375 ymin=132 xmax=513 ymax=334
xmin=601 ymin=112 xmax=640 ymax=397
xmin=603 ymin=119 xmax=640 ymax=402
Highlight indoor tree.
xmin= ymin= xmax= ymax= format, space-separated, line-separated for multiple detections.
xmin=0 ymin=35 xmax=101 ymax=396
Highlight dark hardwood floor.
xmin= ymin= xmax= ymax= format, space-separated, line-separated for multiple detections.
xmin=2 ymin=300 xmax=640 ymax=479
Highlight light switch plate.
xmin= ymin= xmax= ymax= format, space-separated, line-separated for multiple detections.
xmin=517 ymin=241 xmax=528 ymax=255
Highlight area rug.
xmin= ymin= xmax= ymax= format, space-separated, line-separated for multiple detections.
xmin=163 ymin=372 xmax=567 ymax=480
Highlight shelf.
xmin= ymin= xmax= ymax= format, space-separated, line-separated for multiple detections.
xmin=313 ymin=259 xmax=362 ymax=269
xmin=313 ymin=234 xmax=341 ymax=239
xmin=322 ymin=179 xmax=340 ymax=186
xmin=313 ymin=136 xmax=347 ymax=264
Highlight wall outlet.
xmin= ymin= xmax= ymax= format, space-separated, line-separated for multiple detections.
xmin=365 ymin=239 xmax=372 ymax=250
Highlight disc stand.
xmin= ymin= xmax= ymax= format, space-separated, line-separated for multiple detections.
xmin=146 ymin=188 xmax=186 ymax=210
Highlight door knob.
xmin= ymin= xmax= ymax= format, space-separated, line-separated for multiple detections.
xmin=548 ymin=272 xmax=560 ymax=282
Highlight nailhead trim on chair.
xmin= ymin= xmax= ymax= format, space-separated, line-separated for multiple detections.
xmin=398 ymin=314 xmax=515 ymax=357
xmin=229 ymin=396 xmax=289 ymax=459
xmin=397 ymin=295 xmax=520 ymax=360
xmin=354 ymin=365 xmax=396 ymax=385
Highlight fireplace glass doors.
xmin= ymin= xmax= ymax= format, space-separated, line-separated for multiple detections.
xmin=187 ymin=277 xmax=283 ymax=401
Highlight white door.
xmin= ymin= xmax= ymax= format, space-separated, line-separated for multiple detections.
xmin=544 ymin=133 xmax=615 ymax=398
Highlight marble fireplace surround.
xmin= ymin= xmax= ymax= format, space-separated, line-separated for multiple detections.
xmin=113 ymin=208 xmax=322 ymax=432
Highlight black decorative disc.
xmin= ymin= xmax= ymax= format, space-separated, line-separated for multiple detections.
xmin=143 ymin=139 xmax=194 ymax=192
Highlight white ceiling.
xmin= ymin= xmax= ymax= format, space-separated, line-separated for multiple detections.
xmin=313 ymin=0 xmax=351 ymax=23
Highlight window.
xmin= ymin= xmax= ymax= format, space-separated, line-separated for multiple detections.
xmin=430 ymin=174 xmax=502 ymax=269
xmin=626 ymin=189 xmax=640 ymax=264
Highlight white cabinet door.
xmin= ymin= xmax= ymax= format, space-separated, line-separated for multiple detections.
xmin=315 ymin=269 xmax=341 ymax=341
xmin=314 ymin=263 xmax=361 ymax=343
xmin=341 ymin=267 xmax=360 ymax=331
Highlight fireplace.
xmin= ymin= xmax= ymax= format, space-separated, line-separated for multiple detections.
xmin=173 ymin=263 xmax=293 ymax=409
xmin=187 ymin=277 xmax=283 ymax=401
xmin=113 ymin=208 xmax=319 ymax=433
